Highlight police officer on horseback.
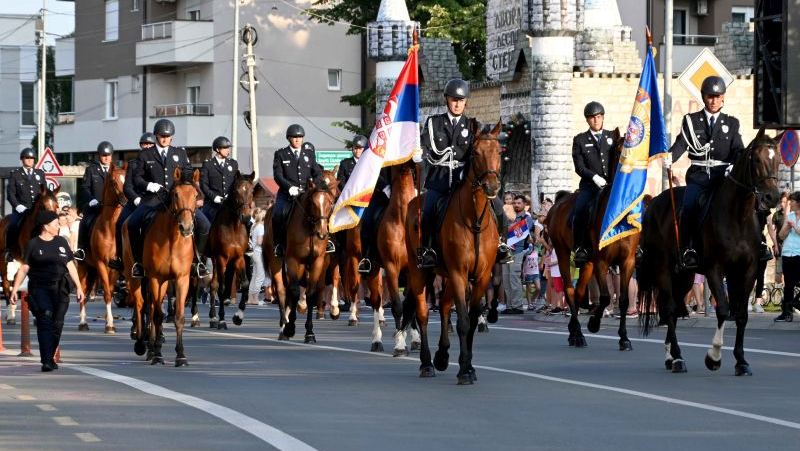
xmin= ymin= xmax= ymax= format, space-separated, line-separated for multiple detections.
xmin=127 ymin=119 xmax=211 ymax=279
xmin=4 ymin=148 xmax=48 ymax=262
xmin=337 ymin=134 xmax=367 ymax=187
xmin=75 ymin=141 xmax=115 ymax=261
xmin=667 ymin=75 xmax=747 ymax=270
xmin=571 ymin=101 xmax=613 ymax=267
xmin=271 ymin=124 xmax=327 ymax=257
xmin=110 ymin=133 xmax=155 ymax=270
xmin=200 ymin=136 xmax=239 ymax=225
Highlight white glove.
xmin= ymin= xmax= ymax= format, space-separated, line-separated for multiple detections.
xmin=382 ymin=185 xmax=392 ymax=197
xmin=663 ymin=156 xmax=672 ymax=169
xmin=89 ymin=199 xmax=99 ymax=207
xmin=592 ymin=174 xmax=607 ymax=189
xmin=289 ymin=186 xmax=300 ymax=197
xmin=15 ymin=205 xmax=26 ymax=214
xmin=213 ymin=196 xmax=223 ymax=204
xmin=146 ymin=182 xmax=163 ymax=193
xmin=133 ymin=197 xmax=141 ymax=206
xmin=412 ymin=149 xmax=423 ymax=163
xmin=725 ymin=164 xmax=733 ymax=177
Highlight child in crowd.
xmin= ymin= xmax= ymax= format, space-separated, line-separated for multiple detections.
xmin=545 ymin=238 xmax=566 ymax=314
xmin=523 ymin=234 xmax=540 ymax=310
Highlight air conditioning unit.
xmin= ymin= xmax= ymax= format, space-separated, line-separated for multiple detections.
xmin=696 ymin=0 xmax=709 ymax=16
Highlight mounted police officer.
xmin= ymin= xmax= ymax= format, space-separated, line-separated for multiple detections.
xmin=75 ymin=141 xmax=115 ymax=261
xmin=336 ymin=134 xmax=367 ymax=187
xmin=416 ymin=78 xmax=475 ymax=268
xmin=4 ymin=148 xmax=47 ymax=262
xmin=110 ymin=133 xmax=154 ymax=270
xmin=200 ymin=136 xmax=239 ymax=225
xmin=127 ymin=119 xmax=210 ymax=279
xmin=667 ymin=75 xmax=747 ymax=270
xmin=271 ymin=124 xmax=324 ymax=257
xmin=571 ymin=101 xmax=613 ymax=267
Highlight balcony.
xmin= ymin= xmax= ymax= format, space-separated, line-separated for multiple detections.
xmin=136 ymin=20 xmax=214 ymax=66
xmin=153 ymin=103 xmax=213 ymax=117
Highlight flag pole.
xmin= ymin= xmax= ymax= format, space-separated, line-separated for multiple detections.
xmin=414 ymin=26 xmax=423 ymax=249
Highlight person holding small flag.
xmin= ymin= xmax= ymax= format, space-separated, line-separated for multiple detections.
xmin=501 ymin=194 xmax=535 ymax=314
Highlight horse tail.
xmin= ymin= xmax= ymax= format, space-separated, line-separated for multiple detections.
xmin=639 ymin=286 xmax=657 ymax=337
xmin=399 ymin=290 xmax=416 ymax=332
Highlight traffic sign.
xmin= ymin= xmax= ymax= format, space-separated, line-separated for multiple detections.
xmin=781 ymin=129 xmax=799 ymax=167
xmin=36 ymin=147 xmax=63 ymax=176
xmin=45 ymin=176 xmax=60 ymax=192
xmin=678 ymin=48 xmax=734 ymax=103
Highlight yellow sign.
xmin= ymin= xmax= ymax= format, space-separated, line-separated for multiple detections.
xmin=678 ymin=48 xmax=733 ymax=103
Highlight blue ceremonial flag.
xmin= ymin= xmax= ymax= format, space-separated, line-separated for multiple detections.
xmin=598 ymin=45 xmax=668 ymax=249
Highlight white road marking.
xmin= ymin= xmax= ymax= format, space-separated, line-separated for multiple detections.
xmin=74 ymin=432 xmax=101 ymax=443
xmin=53 ymin=416 xmax=79 ymax=426
xmin=36 ymin=404 xmax=57 ymax=412
xmin=185 ymin=328 xmax=800 ymax=431
xmin=16 ymin=394 xmax=35 ymax=401
xmin=0 ymin=384 xmax=14 ymax=390
xmin=70 ymin=365 xmax=319 ymax=451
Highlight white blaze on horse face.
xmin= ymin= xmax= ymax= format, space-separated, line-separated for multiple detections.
xmin=120 ymin=175 xmax=125 ymax=184
xmin=768 ymin=148 xmax=775 ymax=160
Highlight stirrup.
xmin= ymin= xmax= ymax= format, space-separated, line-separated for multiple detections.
xmin=357 ymin=258 xmax=372 ymax=274
xmin=416 ymin=247 xmax=437 ymax=269
xmin=273 ymin=244 xmax=284 ymax=258
xmin=108 ymin=257 xmax=123 ymax=271
xmin=193 ymin=261 xmax=210 ymax=278
xmin=573 ymin=247 xmax=589 ymax=266
xmin=131 ymin=262 xmax=145 ymax=279
xmin=635 ymin=246 xmax=644 ymax=265
xmin=326 ymin=240 xmax=336 ymax=254
xmin=678 ymin=248 xmax=699 ymax=271
xmin=74 ymin=248 xmax=86 ymax=261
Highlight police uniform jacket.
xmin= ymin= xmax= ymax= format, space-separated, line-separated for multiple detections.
xmin=200 ymin=157 xmax=239 ymax=201
xmin=123 ymin=158 xmax=143 ymax=205
xmin=670 ymin=110 xmax=745 ymax=185
xmin=421 ymin=113 xmax=475 ymax=193
xmin=336 ymin=156 xmax=357 ymax=187
xmin=7 ymin=167 xmax=47 ymax=209
xmin=133 ymin=145 xmax=193 ymax=207
xmin=272 ymin=146 xmax=321 ymax=200
xmin=572 ymin=129 xmax=613 ymax=191
xmin=80 ymin=162 xmax=109 ymax=212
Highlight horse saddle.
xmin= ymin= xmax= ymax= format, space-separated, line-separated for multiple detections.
xmin=677 ymin=185 xmax=718 ymax=232
xmin=141 ymin=205 xmax=166 ymax=241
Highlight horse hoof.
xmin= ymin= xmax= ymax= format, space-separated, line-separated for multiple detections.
xmin=410 ymin=341 xmax=421 ymax=351
xmin=104 ymin=326 xmax=117 ymax=334
xmin=330 ymin=311 xmax=340 ymax=321
xmin=574 ymin=336 xmax=588 ymax=348
xmin=298 ymin=305 xmax=307 ymax=314
xmin=191 ymin=319 xmax=200 ymax=328
xmin=278 ymin=333 xmax=290 ymax=341
xmin=317 ymin=312 xmax=325 ymax=320
xmin=78 ymin=323 xmax=90 ymax=331
xmin=347 ymin=319 xmax=359 ymax=326
xmin=379 ymin=320 xmax=387 ymax=327
xmin=704 ymin=354 xmax=721 ymax=372
xmin=457 ymin=373 xmax=474 ymax=385
xmin=487 ymin=310 xmax=498 ymax=323
xmin=370 ymin=342 xmax=384 ymax=352
xmin=393 ymin=347 xmax=408 ymax=357
xmin=664 ymin=359 xmax=673 ymax=370
xmin=619 ymin=340 xmax=633 ymax=351
xmin=175 ymin=358 xmax=189 ymax=367
xmin=283 ymin=324 xmax=295 ymax=337
xmin=434 ymin=351 xmax=449 ymax=372
xmin=734 ymin=364 xmax=752 ymax=376
xmin=304 ymin=335 xmax=316 ymax=344
xmin=419 ymin=366 xmax=436 ymax=378
xmin=134 ymin=341 xmax=146 ymax=356
xmin=671 ymin=359 xmax=687 ymax=373
xmin=151 ymin=356 xmax=165 ymax=365
xmin=217 ymin=321 xmax=227 ymax=330
xmin=587 ymin=317 xmax=600 ymax=333
xmin=232 ymin=315 xmax=242 ymax=326
xmin=478 ymin=323 xmax=489 ymax=333
xmin=6 ymin=319 xmax=16 ymax=326
xmin=209 ymin=319 xmax=218 ymax=328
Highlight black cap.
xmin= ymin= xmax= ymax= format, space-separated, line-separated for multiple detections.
xmin=212 ymin=136 xmax=232 ymax=150
xmin=153 ymin=119 xmax=175 ymax=137
xmin=352 ymin=135 xmax=368 ymax=149
xmin=444 ymin=78 xmax=469 ymax=99
xmin=97 ymin=141 xmax=114 ymax=156
xmin=583 ymin=101 xmax=605 ymax=117
xmin=36 ymin=210 xmax=59 ymax=225
xmin=20 ymin=148 xmax=35 ymax=159
xmin=700 ymin=76 xmax=726 ymax=96
xmin=139 ymin=132 xmax=157 ymax=146
xmin=286 ymin=124 xmax=305 ymax=138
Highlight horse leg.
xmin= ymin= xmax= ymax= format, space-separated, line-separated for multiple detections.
xmin=189 ymin=277 xmax=201 ymax=327
xmin=77 ymin=266 xmax=92 ymax=331
xmin=703 ymin=269 xmax=728 ymax=372
xmin=448 ymin=275 xmax=474 ymax=385
xmin=659 ymin=283 xmax=687 ymax=373
xmin=587 ymin=261 xmax=610 ymax=335
xmin=565 ymin=257 xmax=590 ymax=347
xmin=329 ymin=264 xmax=341 ymax=320
xmin=386 ymin=266 xmax=409 ymax=357
xmin=97 ymin=264 xmax=117 ymax=333
xmin=234 ymin=258 xmax=249 ymax=326
xmin=148 ymin=279 xmax=166 ymax=365
xmin=132 ymin=281 xmax=147 ymax=356
xmin=174 ymin=276 xmax=190 ymax=367
xmin=616 ymin=257 xmax=636 ymax=351
xmin=434 ymin=280 xmax=454 ymax=373
xmin=216 ymin=262 xmax=234 ymax=330
xmin=463 ymin=275 xmax=491 ymax=383
xmin=303 ymin=258 xmax=326 ymax=343
xmin=364 ymin=272 xmax=384 ymax=352
xmin=410 ymin=272 xmax=434 ymax=377
xmin=208 ymin=257 xmax=223 ymax=328
xmin=280 ymin=260 xmax=303 ymax=340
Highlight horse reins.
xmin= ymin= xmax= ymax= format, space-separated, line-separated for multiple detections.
xmin=726 ymin=142 xmax=778 ymax=211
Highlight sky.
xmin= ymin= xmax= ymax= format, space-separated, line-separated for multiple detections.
xmin=1 ymin=0 xmax=75 ymax=43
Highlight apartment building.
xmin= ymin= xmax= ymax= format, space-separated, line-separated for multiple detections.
xmin=54 ymin=0 xmax=364 ymax=174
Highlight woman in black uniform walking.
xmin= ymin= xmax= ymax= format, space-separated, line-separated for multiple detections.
xmin=10 ymin=210 xmax=85 ymax=372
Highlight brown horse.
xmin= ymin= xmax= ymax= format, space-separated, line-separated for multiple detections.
xmin=264 ymin=170 xmax=338 ymax=342
xmin=123 ymin=167 xmax=199 ymax=366
xmin=639 ymin=129 xmax=782 ymax=375
xmin=77 ymin=163 xmax=127 ymax=333
xmin=0 ymin=186 xmax=60 ymax=322
xmin=544 ymin=129 xmax=639 ymax=350
xmin=202 ymin=171 xmax=255 ymax=330
xmin=402 ymin=120 xmax=502 ymax=385
xmin=361 ymin=159 xmax=421 ymax=355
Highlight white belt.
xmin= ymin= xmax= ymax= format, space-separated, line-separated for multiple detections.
xmin=690 ymin=159 xmax=727 ymax=168
xmin=429 ymin=160 xmax=465 ymax=169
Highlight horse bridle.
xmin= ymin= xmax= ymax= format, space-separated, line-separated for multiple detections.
xmin=294 ymin=187 xmax=335 ymax=239
xmin=165 ymin=183 xmax=197 ymax=222
xmin=103 ymin=173 xmax=127 ymax=208
xmin=470 ymin=135 xmax=501 ymax=190
xmin=221 ymin=180 xmax=253 ymax=224
xmin=726 ymin=141 xmax=778 ymax=208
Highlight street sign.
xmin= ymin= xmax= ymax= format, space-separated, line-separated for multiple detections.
xmin=781 ymin=129 xmax=799 ymax=167
xmin=316 ymin=151 xmax=351 ymax=171
xmin=45 ymin=176 xmax=60 ymax=192
xmin=678 ymin=48 xmax=734 ymax=103
xmin=36 ymin=147 xmax=63 ymax=177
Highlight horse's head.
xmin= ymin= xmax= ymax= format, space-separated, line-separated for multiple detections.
xmin=171 ymin=167 xmax=199 ymax=237
xmin=303 ymin=175 xmax=337 ymax=241
xmin=321 ymin=168 xmax=340 ymax=198
xmin=36 ymin=185 xmax=59 ymax=214
xmin=103 ymin=163 xmax=127 ymax=206
xmin=731 ymin=128 xmax=782 ymax=211
xmin=227 ymin=170 xmax=256 ymax=224
xmin=468 ymin=119 xmax=502 ymax=198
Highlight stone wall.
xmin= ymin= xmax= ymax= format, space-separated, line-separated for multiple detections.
xmin=714 ymin=22 xmax=753 ymax=76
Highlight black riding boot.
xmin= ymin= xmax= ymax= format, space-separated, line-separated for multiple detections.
xmin=416 ymin=219 xmax=437 ymax=269
xmin=572 ymin=216 xmax=590 ymax=267
xmin=193 ymin=233 xmax=210 ymax=278
xmin=130 ymin=228 xmax=145 ymax=279
xmin=272 ymin=216 xmax=285 ymax=257
xmin=678 ymin=216 xmax=699 ymax=271
xmin=4 ymin=226 xmax=16 ymax=263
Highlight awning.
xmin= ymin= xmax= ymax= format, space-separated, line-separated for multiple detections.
xmin=258 ymin=177 xmax=279 ymax=197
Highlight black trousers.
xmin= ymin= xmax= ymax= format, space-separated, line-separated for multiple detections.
xmin=781 ymin=255 xmax=800 ymax=314
xmin=29 ymin=285 xmax=70 ymax=365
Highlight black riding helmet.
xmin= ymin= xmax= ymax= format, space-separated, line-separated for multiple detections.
xmin=139 ymin=132 xmax=156 ymax=146
xmin=153 ymin=118 xmax=175 ymax=137
xmin=352 ymin=135 xmax=368 ymax=149
xmin=583 ymin=101 xmax=605 ymax=117
xmin=286 ymin=124 xmax=305 ymax=138
xmin=212 ymin=136 xmax=232 ymax=151
xmin=700 ymin=76 xmax=726 ymax=96
xmin=97 ymin=141 xmax=114 ymax=156
xmin=444 ymin=78 xmax=469 ymax=99
xmin=19 ymin=147 xmax=35 ymax=159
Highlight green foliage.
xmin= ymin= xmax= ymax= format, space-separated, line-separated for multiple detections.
xmin=335 ymin=84 xmax=376 ymax=139
xmin=31 ymin=46 xmax=73 ymax=149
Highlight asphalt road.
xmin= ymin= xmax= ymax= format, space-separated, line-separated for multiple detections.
xmin=2 ymin=300 xmax=799 ymax=451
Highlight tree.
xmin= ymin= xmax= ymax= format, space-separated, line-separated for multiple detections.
xmin=31 ymin=45 xmax=73 ymax=150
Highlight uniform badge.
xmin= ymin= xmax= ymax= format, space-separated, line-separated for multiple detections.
xmin=722 ymin=125 xmax=729 ymax=134
xmin=461 ymin=129 xmax=468 ymax=138
xmin=172 ymin=154 xmax=179 ymax=162
xmin=227 ymin=165 xmax=232 ymax=171
xmin=35 ymin=174 xmax=41 ymax=181
xmin=304 ymin=156 xmax=309 ymax=163
xmin=59 ymin=246 xmax=66 ymax=253
xmin=607 ymin=137 xmax=613 ymax=145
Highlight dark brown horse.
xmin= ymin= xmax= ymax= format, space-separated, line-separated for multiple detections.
xmin=264 ymin=170 xmax=338 ymax=342
xmin=123 ymin=167 xmax=199 ymax=366
xmin=402 ymin=120 xmax=502 ymax=385
xmin=544 ymin=129 xmax=639 ymax=350
xmin=77 ymin=163 xmax=127 ymax=333
xmin=639 ymin=128 xmax=782 ymax=375
xmin=361 ymin=159 xmax=421 ymax=355
xmin=202 ymin=171 xmax=255 ymax=330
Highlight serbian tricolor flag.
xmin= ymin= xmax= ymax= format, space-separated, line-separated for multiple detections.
xmin=506 ymin=217 xmax=530 ymax=247
xmin=329 ymin=44 xmax=420 ymax=233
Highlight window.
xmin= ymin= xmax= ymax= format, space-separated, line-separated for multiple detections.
xmin=188 ymin=10 xmax=200 ymax=21
xmin=186 ymin=86 xmax=200 ymax=104
xmin=732 ymin=7 xmax=754 ymax=24
xmin=105 ymin=80 xmax=118 ymax=119
xmin=673 ymin=9 xmax=687 ymax=44
xmin=131 ymin=0 xmax=139 ymax=12
xmin=20 ymin=82 xmax=35 ymax=126
xmin=105 ymin=0 xmax=119 ymax=41
xmin=131 ymin=75 xmax=140 ymax=93
xmin=327 ymin=69 xmax=342 ymax=91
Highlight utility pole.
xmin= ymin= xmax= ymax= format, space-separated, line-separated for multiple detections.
xmin=37 ymin=0 xmax=47 ymax=160
xmin=242 ymin=24 xmax=259 ymax=176
xmin=231 ymin=0 xmax=240 ymax=160
xmin=663 ymin=0 xmax=673 ymax=190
